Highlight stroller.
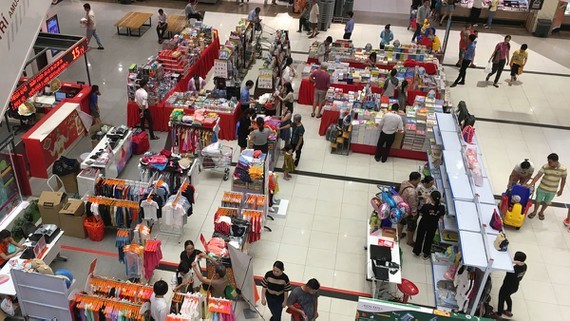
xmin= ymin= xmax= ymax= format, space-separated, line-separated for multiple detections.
xmin=501 ymin=184 xmax=533 ymax=230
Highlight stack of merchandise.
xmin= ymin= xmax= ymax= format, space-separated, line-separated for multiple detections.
xmin=127 ymin=61 xmax=180 ymax=106
xmin=309 ymin=40 xmax=434 ymax=63
xmin=164 ymin=92 xmax=238 ymax=114
xmin=222 ymin=192 xmax=243 ymax=209
xmin=232 ymin=149 xmax=266 ymax=193
xmin=402 ymin=96 xmax=444 ymax=151
xmin=158 ymin=47 xmax=191 ymax=79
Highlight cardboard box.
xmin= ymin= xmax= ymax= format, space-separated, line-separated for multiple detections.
xmin=57 ymin=172 xmax=80 ymax=194
xmin=392 ymin=132 xmax=405 ymax=150
xmin=59 ymin=199 xmax=86 ymax=238
xmin=38 ymin=191 xmax=67 ymax=226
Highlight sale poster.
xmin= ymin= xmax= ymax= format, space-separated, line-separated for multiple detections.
xmin=41 ymin=110 xmax=85 ymax=167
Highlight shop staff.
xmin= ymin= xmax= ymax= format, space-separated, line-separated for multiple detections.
xmin=180 ymin=240 xmax=217 ymax=292
xmin=187 ymin=74 xmax=206 ymax=95
xmin=0 ymin=230 xmax=25 ymax=268
xmin=527 ymin=153 xmax=566 ymax=220
xmin=82 ymin=3 xmax=104 ymax=50
xmin=240 ymin=80 xmax=256 ymax=110
xmin=413 ymin=191 xmax=445 ymax=259
xmin=135 ymin=79 xmax=159 ymax=140
xmin=157 ymin=9 xmax=168 ymax=43
xmin=261 ymin=261 xmax=292 ymax=321
xmin=374 ymin=103 xmax=403 ymax=163
xmin=343 ymin=11 xmax=354 ymax=40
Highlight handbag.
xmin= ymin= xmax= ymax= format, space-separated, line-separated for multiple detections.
xmin=494 ymin=231 xmax=509 ymax=251
xmin=484 ymin=61 xmax=493 ymax=74
xmin=489 ymin=209 xmax=503 ymax=231
xmin=462 ymin=125 xmax=475 ymax=144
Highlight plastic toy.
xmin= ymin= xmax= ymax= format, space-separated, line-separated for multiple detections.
xmin=502 ymin=184 xmax=532 ymax=229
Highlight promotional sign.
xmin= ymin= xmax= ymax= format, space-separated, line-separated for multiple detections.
xmin=0 ymin=0 xmax=53 ymax=122
xmin=356 ymin=297 xmax=494 ymax=321
xmin=257 ymin=68 xmax=273 ymax=89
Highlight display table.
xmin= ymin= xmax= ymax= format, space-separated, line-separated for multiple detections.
xmin=367 ymin=229 xmax=401 ymax=299
xmin=127 ymin=101 xmax=168 ymax=131
xmin=80 ymin=129 xmax=133 ymax=178
xmin=298 ymin=78 xmax=438 ymax=107
xmin=0 ymin=230 xmax=64 ymax=296
xmin=318 ymin=109 xmax=341 ymax=136
xmin=22 ymin=102 xmax=88 ymax=178
xmin=350 ymin=143 xmax=428 ymax=161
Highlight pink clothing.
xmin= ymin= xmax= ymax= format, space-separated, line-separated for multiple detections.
xmin=310 ymin=69 xmax=331 ymax=91
xmin=494 ymin=42 xmax=510 ymax=61
xmin=187 ymin=77 xmax=207 ymax=92
xmin=144 ymin=240 xmax=163 ymax=280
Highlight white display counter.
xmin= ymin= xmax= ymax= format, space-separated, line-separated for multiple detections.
xmin=80 ymin=128 xmax=133 ymax=178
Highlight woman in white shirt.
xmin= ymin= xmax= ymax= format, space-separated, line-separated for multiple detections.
xmin=417 ymin=176 xmax=438 ymax=207
xmin=308 ymin=0 xmax=320 ymax=38
xmin=281 ymin=57 xmax=296 ymax=85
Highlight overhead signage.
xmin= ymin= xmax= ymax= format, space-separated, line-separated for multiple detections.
xmin=0 ymin=0 xmax=53 ymax=121
xmin=9 ymin=37 xmax=88 ymax=109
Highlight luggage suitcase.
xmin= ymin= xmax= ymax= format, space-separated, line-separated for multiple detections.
xmin=131 ymin=129 xmax=150 ymax=155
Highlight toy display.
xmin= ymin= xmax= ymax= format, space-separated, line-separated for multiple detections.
xmin=369 ymin=186 xmax=410 ymax=232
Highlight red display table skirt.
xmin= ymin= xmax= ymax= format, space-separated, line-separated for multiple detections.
xmin=318 ymin=109 xmax=340 ymax=136
xmin=350 ymin=143 xmax=427 ymax=161
xmin=298 ymin=78 xmax=438 ymax=107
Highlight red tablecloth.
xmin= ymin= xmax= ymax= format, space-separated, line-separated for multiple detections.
xmin=350 ymin=143 xmax=427 ymax=161
xmin=127 ymin=32 xmax=220 ymax=130
xmin=318 ymin=109 xmax=340 ymax=136
xmin=298 ymin=78 xmax=438 ymax=106
xmin=306 ymin=58 xmax=397 ymax=71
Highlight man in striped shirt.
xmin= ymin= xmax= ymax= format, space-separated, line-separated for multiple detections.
xmin=527 ymin=153 xmax=567 ymax=220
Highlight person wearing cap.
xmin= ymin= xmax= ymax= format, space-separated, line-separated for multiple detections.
xmin=261 ymin=261 xmax=291 ymax=321
xmin=135 ymin=79 xmax=159 ymax=140
xmin=495 ymin=251 xmax=527 ymax=318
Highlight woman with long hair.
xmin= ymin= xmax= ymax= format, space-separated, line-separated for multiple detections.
xmin=249 ymin=117 xmax=271 ymax=154
xmin=413 ymin=191 xmax=446 ymax=259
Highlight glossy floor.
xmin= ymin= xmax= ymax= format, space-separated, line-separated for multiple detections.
xmin=37 ymin=1 xmax=570 ymax=320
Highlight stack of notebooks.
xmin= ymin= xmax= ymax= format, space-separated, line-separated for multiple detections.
xmin=403 ymin=96 xmax=444 ymax=151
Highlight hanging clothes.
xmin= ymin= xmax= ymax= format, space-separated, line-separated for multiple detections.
xmin=144 ymin=239 xmax=163 ymax=280
xmin=242 ymin=210 xmax=263 ymax=243
xmin=116 ymin=229 xmax=132 ymax=263
xmin=124 ymin=244 xmax=144 ymax=281
xmin=163 ymin=195 xmax=191 ymax=227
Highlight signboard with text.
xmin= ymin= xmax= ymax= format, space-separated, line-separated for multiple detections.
xmin=0 ymin=0 xmax=53 ymax=122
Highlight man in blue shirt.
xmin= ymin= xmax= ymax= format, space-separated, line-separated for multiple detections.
xmin=451 ymin=34 xmax=477 ymax=87
xmin=248 ymin=7 xmax=262 ymax=31
xmin=343 ymin=11 xmax=354 ymax=40
xmin=240 ymin=80 xmax=255 ymax=110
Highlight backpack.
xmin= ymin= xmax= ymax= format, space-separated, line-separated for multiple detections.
xmin=325 ymin=124 xmax=338 ymax=143
xmin=131 ymin=129 xmax=150 ymax=155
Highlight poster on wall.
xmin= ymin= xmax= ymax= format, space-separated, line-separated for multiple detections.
xmin=529 ymin=0 xmax=544 ymax=10
xmin=41 ymin=108 xmax=85 ymax=169
xmin=356 ymin=297 xmax=494 ymax=321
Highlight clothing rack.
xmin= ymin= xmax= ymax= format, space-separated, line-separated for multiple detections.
xmin=88 ymin=276 xmax=153 ymax=302
xmin=73 ymin=293 xmax=147 ymax=320
xmin=159 ymin=175 xmax=190 ymax=243
xmin=170 ymin=120 xmax=219 ymax=155
xmin=85 ymin=196 xmax=140 ymax=209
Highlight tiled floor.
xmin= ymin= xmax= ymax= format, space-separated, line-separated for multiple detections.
xmin=32 ymin=1 xmax=570 ymax=320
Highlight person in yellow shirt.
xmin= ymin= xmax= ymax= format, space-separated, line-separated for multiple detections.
xmin=484 ymin=0 xmax=500 ymax=29
xmin=509 ymin=44 xmax=528 ymax=85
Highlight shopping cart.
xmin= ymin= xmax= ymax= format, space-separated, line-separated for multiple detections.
xmin=199 ymin=142 xmax=233 ymax=181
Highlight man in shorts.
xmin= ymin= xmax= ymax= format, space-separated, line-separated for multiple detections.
xmin=309 ymin=64 xmax=330 ymax=118
xmin=527 ymin=153 xmax=566 ymax=220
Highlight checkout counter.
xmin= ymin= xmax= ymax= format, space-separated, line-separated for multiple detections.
xmin=80 ymin=126 xmax=133 ymax=178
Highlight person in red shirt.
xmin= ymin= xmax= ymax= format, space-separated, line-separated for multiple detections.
xmin=456 ymin=23 xmax=473 ymax=67
xmin=0 ymin=230 xmax=25 ymax=267
xmin=486 ymin=35 xmax=511 ymax=88
xmin=309 ymin=64 xmax=330 ymax=118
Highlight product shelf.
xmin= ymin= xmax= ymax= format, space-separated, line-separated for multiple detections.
xmin=431 ymin=262 xmax=457 ymax=311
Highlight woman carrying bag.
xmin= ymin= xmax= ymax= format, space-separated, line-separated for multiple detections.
xmin=485 ymin=35 xmax=511 ymax=88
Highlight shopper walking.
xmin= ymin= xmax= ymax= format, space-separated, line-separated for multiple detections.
xmin=343 ymin=11 xmax=354 ymax=40
xmin=247 ymin=7 xmax=262 ymax=31
xmin=297 ymin=0 xmax=310 ymax=33
xmin=135 ymin=80 xmax=159 ymax=140
xmin=382 ymin=69 xmax=399 ymax=99
xmin=192 ymin=262 xmax=229 ymax=298
xmin=82 ymin=3 xmax=104 ymax=50
xmin=374 ymin=103 xmax=403 ymax=163
xmin=237 ymin=108 xmax=255 ymax=152
xmin=150 ymin=280 xmax=168 ymax=321
xmin=413 ymin=190 xmax=445 ymax=258
xmin=507 ymin=159 xmax=534 ymax=189
xmin=398 ymin=80 xmax=409 ymax=110
xmin=439 ymin=0 xmax=456 ymax=26
xmin=486 ymin=35 xmax=511 ymax=88
xmin=484 ymin=0 xmax=499 ymax=28
xmin=185 ymin=0 xmax=203 ymax=20
xmin=287 ymin=279 xmax=320 ymax=321
xmin=157 ymin=9 xmax=168 ymax=43
xmin=469 ymin=0 xmax=484 ymax=26
xmin=509 ymin=44 xmax=528 ymax=85
xmin=495 ymin=251 xmax=527 ymax=318
xmin=450 ymin=34 xmax=476 ymax=87
xmin=308 ymin=0 xmax=320 ymax=38
xmin=413 ymin=1 xmax=431 ymax=42
xmin=398 ymin=172 xmax=421 ymax=246
xmin=291 ymin=114 xmax=305 ymax=167
xmin=316 ymin=36 xmax=332 ymax=64
xmin=456 ymin=23 xmax=473 ymax=67
xmin=250 ymin=117 xmax=271 ymax=153
xmin=261 ymin=261 xmax=292 ymax=321
xmin=527 ymin=153 xmax=566 ymax=220
xmin=380 ymin=24 xmax=394 ymax=48
xmin=89 ymin=85 xmax=101 ymax=124
xmin=309 ymin=63 xmax=330 ymax=118
xmin=417 ymin=175 xmax=437 ymax=207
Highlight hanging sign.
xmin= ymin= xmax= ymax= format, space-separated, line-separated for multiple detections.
xmin=257 ymin=68 xmax=273 ymax=90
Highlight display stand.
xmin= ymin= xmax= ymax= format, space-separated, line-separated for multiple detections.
xmin=80 ymin=127 xmax=133 ymax=178
xmin=11 ymin=269 xmax=72 ymax=321
xmin=428 ymin=112 xmax=513 ymax=315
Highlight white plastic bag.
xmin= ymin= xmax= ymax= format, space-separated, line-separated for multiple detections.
xmin=484 ymin=62 xmax=493 ymax=74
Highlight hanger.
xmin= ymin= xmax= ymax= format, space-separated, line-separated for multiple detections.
xmin=173 ymin=176 xmax=190 ymax=207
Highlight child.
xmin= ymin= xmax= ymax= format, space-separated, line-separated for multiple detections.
xmin=150 ymin=280 xmax=168 ymax=321
xmin=283 ymin=144 xmax=295 ymax=180
xmin=496 ymin=251 xmax=527 ymax=318
xmin=171 ymin=262 xmax=193 ymax=293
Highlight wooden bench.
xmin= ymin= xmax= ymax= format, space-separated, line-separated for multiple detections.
xmin=115 ymin=12 xmax=153 ymax=37
xmin=165 ymin=15 xmax=188 ymax=38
